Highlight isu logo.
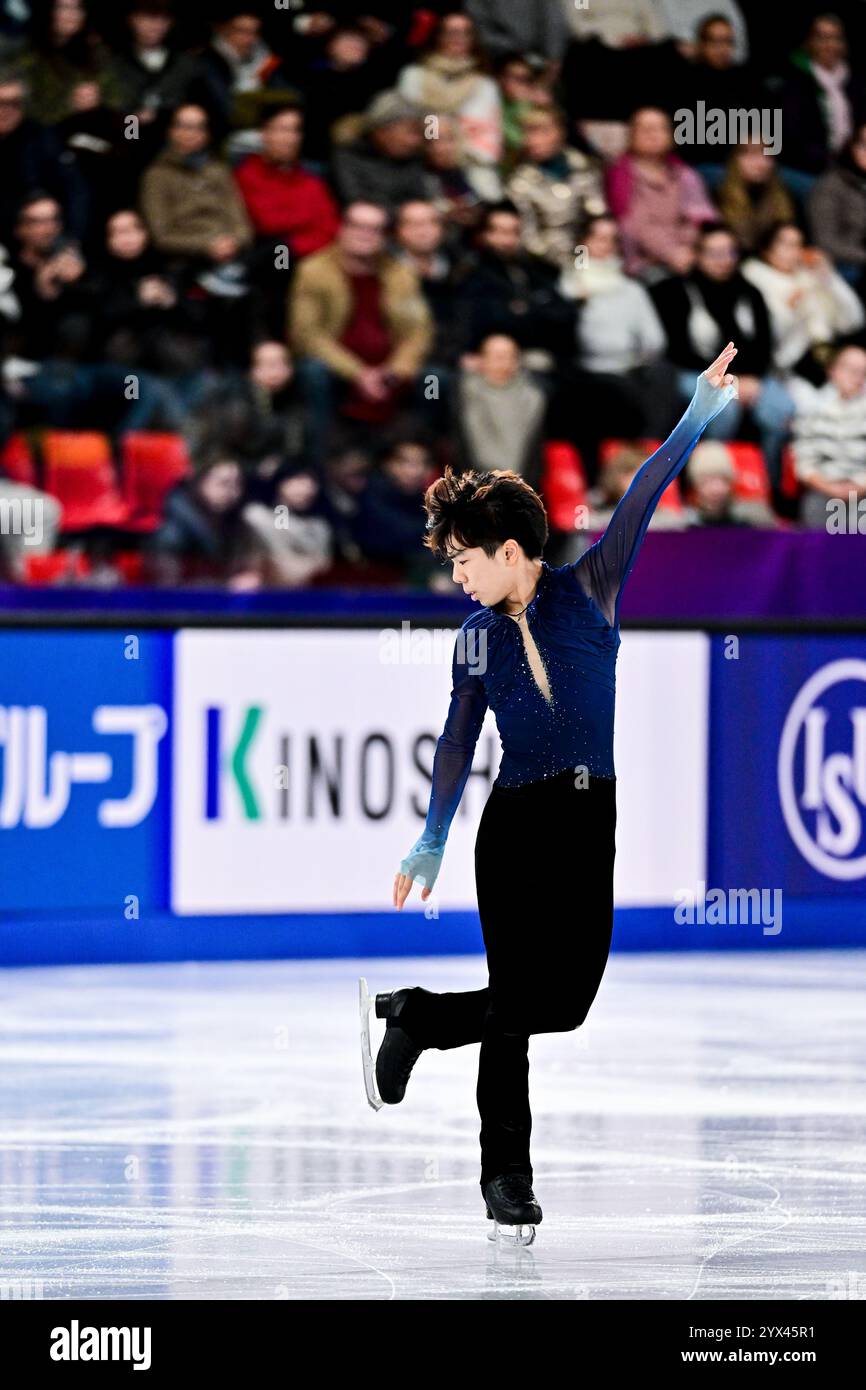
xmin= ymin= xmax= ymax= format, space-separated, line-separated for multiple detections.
xmin=777 ymin=659 xmax=866 ymax=880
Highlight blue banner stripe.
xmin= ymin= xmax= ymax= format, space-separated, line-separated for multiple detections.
xmin=205 ymin=706 xmax=220 ymax=821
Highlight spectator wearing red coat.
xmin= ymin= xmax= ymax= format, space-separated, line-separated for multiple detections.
xmin=234 ymin=105 xmax=339 ymax=259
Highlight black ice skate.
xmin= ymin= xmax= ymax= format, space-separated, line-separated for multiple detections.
xmin=484 ymin=1173 xmax=542 ymax=1246
xmin=358 ymin=978 xmax=423 ymax=1110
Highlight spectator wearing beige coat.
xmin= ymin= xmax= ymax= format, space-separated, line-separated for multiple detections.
xmin=289 ymin=200 xmax=433 ymax=462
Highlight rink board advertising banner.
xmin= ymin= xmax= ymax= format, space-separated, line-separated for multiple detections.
xmin=0 ymin=627 xmax=864 ymax=956
xmin=170 ymin=629 xmax=709 ymax=913
xmin=708 ymin=636 xmax=866 ymax=894
xmin=0 ymin=631 xmax=172 ymax=913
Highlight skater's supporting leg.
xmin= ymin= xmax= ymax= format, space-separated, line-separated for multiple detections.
xmin=396 ymin=985 xmax=490 ymax=1051
xmin=472 ymin=771 xmax=617 ymax=1189
xmin=477 ymin=1003 xmax=532 ymax=1192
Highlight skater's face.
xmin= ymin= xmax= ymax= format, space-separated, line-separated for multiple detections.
xmin=443 ymin=539 xmax=525 ymax=607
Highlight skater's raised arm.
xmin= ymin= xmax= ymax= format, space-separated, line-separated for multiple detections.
xmin=573 ymin=343 xmax=739 ymax=628
xmin=394 ymin=627 xmax=488 ymax=908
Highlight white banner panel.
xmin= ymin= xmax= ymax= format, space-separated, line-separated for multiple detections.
xmin=172 ymin=628 xmax=708 ymax=914
xmin=614 ymin=631 xmax=709 ymax=905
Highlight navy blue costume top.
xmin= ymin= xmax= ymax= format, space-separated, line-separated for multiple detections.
xmin=400 ymin=373 xmax=736 ymax=890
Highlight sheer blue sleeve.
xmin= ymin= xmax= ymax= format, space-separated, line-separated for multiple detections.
xmin=574 ymin=372 xmax=737 ymax=626
xmin=399 ymin=627 xmax=489 ymax=892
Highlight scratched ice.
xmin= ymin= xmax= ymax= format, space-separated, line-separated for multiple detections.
xmin=0 ymin=951 xmax=864 ymax=1300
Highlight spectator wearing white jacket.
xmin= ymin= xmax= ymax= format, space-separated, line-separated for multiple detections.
xmin=741 ymin=220 xmax=865 ymax=409
xmin=558 ymin=213 xmax=677 ymax=439
xmin=561 ymin=0 xmax=666 ymax=48
xmin=397 ymin=12 xmax=503 ymax=202
xmin=653 ymin=0 xmax=749 ymax=63
xmin=790 ymin=344 xmax=866 ymax=528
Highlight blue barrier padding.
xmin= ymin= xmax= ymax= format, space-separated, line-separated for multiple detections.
xmin=0 ymin=899 xmax=862 ymax=967
xmin=0 ymin=583 xmax=467 ymax=621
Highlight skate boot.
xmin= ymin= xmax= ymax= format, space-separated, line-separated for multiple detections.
xmin=374 ymin=988 xmax=423 ymax=1104
xmin=484 ymin=1173 xmax=542 ymax=1246
xmin=358 ymin=978 xmax=423 ymax=1110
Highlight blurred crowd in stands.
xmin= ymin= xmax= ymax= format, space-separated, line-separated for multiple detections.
xmin=3 ymin=0 xmax=866 ymax=589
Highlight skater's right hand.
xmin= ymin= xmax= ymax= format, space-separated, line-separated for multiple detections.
xmin=393 ymin=871 xmax=432 ymax=909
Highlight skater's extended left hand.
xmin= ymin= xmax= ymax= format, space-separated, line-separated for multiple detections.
xmin=393 ymin=871 xmax=431 ymax=909
xmin=702 ymin=341 xmax=738 ymax=391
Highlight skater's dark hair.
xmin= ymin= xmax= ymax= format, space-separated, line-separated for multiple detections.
xmin=422 ymin=463 xmax=548 ymax=563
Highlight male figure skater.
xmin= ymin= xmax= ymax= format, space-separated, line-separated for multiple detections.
xmin=364 ymin=344 xmax=738 ymax=1242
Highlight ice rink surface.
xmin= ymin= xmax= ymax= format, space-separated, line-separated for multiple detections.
xmin=0 ymin=950 xmax=864 ymax=1301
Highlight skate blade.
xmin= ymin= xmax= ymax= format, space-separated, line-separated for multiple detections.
xmin=359 ymin=977 xmax=384 ymax=1111
xmin=486 ymin=1219 xmax=537 ymax=1247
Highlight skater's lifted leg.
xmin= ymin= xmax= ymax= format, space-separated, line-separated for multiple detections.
xmin=394 ymin=985 xmax=490 ymax=1050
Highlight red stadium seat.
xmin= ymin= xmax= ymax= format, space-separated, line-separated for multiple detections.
xmin=121 ymin=431 xmax=191 ymax=532
xmin=541 ymin=440 xmax=588 ymax=531
xmin=0 ymin=431 xmax=37 ymax=486
xmin=725 ymin=442 xmax=771 ymax=503
xmin=42 ymin=431 xmax=129 ymax=531
xmin=598 ymin=439 xmax=683 ymax=511
xmin=112 ymin=550 xmax=146 ymax=584
xmin=21 ymin=551 xmax=91 ymax=584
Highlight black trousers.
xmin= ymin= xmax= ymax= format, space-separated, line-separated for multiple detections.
xmin=397 ymin=769 xmax=618 ymax=1192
